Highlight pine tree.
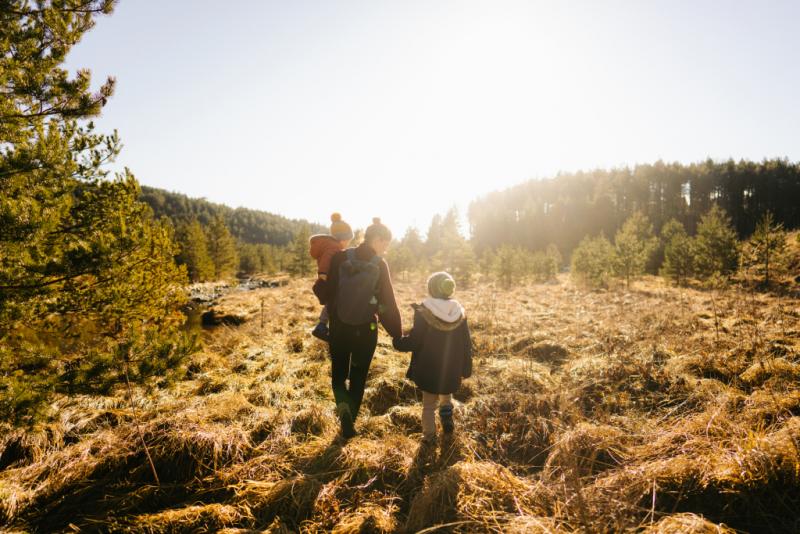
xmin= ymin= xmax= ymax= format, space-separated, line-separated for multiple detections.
xmin=287 ymin=225 xmax=314 ymax=277
xmin=546 ymin=244 xmax=563 ymax=272
xmin=425 ymin=214 xmax=444 ymax=258
xmin=614 ymin=211 xmax=657 ymax=288
xmin=388 ymin=227 xmax=425 ymax=279
xmin=402 ymin=227 xmax=425 ymax=259
xmin=238 ymin=243 xmax=262 ymax=275
xmin=426 ymin=209 xmax=475 ymax=282
xmin=479 ymin=249 xmax=496 ymax=281
xmin=660 ymin=219 xmax=694 ymax=286
xmin=388 ymin=245 xmax=415 ymax=281
xmin=1 ymin=0 xmax=190 ymax=425
xmin=258 ymin=244 xmax=279 ymax=274
xmin=529 ymin=245 xmax=561 ymax=283
xmin=747 ymin=211 xmax=787 ymax=286
xmin=450 ymin=239 xmax=477 ymax=287
xmin=571 ymin=234 xmax=617 ymax=288
xmin=175 ymin=218 xmax=214 ymax=282
xmin=492 ymin=245 xmax=527 ymax=288
xmin=206 ymin=216 xmax=239 ymax=280
xmin=693 ymin=205 xmax=740 ymax=279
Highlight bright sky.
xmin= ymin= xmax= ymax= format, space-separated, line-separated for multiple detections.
xmin=66 ymin=0 xmax=800 ymax=236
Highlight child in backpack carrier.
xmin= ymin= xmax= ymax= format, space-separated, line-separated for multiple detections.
xmin=309 ymin=213 xmax=353 ymax=342
xmin=393 ymin=272 xmax=472 ymax=443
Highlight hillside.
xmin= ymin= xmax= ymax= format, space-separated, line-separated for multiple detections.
xmin=140 ymin=186 xmax=327 ymax=246
xmin=2 ymin=277 xmax=799 ymax=532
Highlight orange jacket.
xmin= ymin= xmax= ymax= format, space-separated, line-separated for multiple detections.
xmin=309 ymin=234 xmax=344 ymax=276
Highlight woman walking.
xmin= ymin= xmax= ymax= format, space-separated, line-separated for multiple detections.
xmin=322 ymin=218 xmax=402 ymax=438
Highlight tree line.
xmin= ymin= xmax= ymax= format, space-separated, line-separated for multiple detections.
xmin=468 ymin=159 xmax=800 ymax=258
xmin=141 ymin=186 xmax=325 ymax=247
xmin=171 ymin=216 xmax=319 ymax=282
xmin=387 ymin=208 xmax=562 ymax=288
xmin=568 ymin=206 xmax=792 ymax=289
xmin=141 ymin=187 xmax=324 ymax=281
xmin=387 ymin=205 xmax=795 ymax=291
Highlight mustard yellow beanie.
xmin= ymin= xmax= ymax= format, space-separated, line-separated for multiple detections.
xmin=330 ymin=213 xmax=354 ymax=241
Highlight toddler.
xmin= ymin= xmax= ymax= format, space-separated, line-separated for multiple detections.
xmin=309 ymin=212 xmax=353 ymax=341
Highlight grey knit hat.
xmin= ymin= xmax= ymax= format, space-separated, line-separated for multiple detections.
xmin=427 ymin=271 xmax=456 ymax=299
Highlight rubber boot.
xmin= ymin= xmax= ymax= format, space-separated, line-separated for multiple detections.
xmin=312 ymin=322 xmax=330 ymax=342
xmin=337 ymin=402 xmax=356 ymax=439
xmin=439 ymin=404 xmax=454 ymax=434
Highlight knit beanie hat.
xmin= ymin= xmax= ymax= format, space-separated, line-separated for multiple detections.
xmin=364 ymin=217 xmax=392 ymax=243
xmin=330 ymin=213 xmax=354 ymax=241
xmin=427 ymin=271 xmax=456 ymax=299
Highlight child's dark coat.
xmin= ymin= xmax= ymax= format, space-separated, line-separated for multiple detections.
xmin=393 ymin=303 xmax=472 ymax=395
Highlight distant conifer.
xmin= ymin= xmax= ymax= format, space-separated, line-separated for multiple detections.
xmin=571 ymin=234 xmax=617 ymax=288
xmin=693 ymin=205 xmax=740 ymax=279
xmin=287 ymin=225 xmax=314 ymax=277
xmin=176 ymin=218 xmax=215 ymax=281
xmin=206 ymin=216 xmax=239 ymax=280
xmin=614 ymin=211 xmax=658 ymax=288
xmin=660 ymin=219 xmax=694 ymax=286
xmin=746 ymin=211 xmax=787 ymax=285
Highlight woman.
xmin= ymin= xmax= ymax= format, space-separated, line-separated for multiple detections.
xmin=322 ymin=217 xmax=402 ymax=439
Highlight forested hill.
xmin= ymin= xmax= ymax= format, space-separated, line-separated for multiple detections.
xmin=468 ymin=158 xmax=800 ymax=255
xmin=140 ymin=186 xmax=326 ymax=246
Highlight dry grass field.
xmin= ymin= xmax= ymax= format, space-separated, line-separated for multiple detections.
xmin=1 ymin=274 xmax=799 ymax=533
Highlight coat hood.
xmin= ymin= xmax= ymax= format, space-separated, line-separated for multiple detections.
xmin=417 ymin=298 xmax=465 ymax=331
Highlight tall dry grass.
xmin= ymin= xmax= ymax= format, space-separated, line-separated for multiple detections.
xmin=1 ymin=275 xmax=799 ymax=532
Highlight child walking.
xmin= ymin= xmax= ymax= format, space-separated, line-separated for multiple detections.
xmin=393 ymin=272 xmax=472 ymax=442
xmin=309 ymin=213 xmax=353 ymax=341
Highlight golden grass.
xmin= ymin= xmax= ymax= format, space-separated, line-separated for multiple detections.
xmin=405 ymin=461 xmax=554 ymax=532
xmin=2 ymin=275 xmax=799 ymax=532
xmin=642 ymin=513 xmax=736 ymax=533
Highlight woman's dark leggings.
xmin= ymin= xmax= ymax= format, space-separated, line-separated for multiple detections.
xmin=329 ymin=319 xmax=378 ymax=420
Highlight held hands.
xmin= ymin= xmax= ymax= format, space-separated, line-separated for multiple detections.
xmin=391 ymin=336 xmax=404 ymax=351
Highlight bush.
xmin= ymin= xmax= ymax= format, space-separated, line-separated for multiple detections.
xmin=571 ymin=234 xmax=617 ymax=288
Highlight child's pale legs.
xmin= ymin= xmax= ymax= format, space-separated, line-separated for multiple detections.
xmin=421 ymin=391 xmax=453 ymax=438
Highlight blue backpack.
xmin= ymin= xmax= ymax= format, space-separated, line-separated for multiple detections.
xmin=336 ymin=249 xmax=381 ymax=325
